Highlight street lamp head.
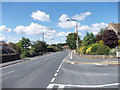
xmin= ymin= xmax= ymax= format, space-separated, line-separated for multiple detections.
xmin=67 ymin=19 xmax=77 ymax=21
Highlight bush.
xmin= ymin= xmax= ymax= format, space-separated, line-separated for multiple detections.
xmin=118 ymin=40 xmax=120 ymax=46
xmin=96 ymin=45 xmax=111 ymax=55
xmin=20 ymin=50 xmax=28 ymax=59
xmin=109 ymin=48 xmax=116 ymax=55
xmin=86 ymin=47 xmax=92 ymax=54
xmin=79 ymin=46 xmax=87 ymax=54
xmin=91 ymin=43 xmax=103 ymax=54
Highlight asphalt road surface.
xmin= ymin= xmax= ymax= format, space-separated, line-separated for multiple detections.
xmin=1 ymin=50 xmax=119 ymax=89
xmin=1 ymin=51 xmax=68 ymax=88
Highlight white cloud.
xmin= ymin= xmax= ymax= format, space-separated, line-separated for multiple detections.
xmin=58 ymin=12 xmax=92 ymax=29
xmin=78 ymin=22 xmax=108 ymax=35
xmin=0 ymin=34 xmax=6 ymax=41
xmin=59 ymin=14 xmax=69 ymax=22
xmin=77 ymin=25 xmax=90 ymax=31
xmin=14 ymin=22 xmax=57 ymax=36
xmin=72 ymin=12 xmax=92 ymax=20
xmin=0 ymin=25 xmax=12 ymax=32
xmin=58 ymin=21 xmax=78 ymax=29
xmin=31 ymin=10 xmax=50 ymax=22
xmin=57 ymin=31 xmax=72 ymax=37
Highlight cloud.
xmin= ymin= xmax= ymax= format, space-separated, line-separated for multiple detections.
xmin=0 ymin=34 xmax=6 ymax=41
xmin=78 ymin=22 xmax=108 ymax=34
xmin=14 ymin=22 xmax=57 ymax=36
xmin=72 ymin=12 xmax=92 ymax=20
xmin=0 ymin=25 xmax=12 ymax=32
xmin=57 ymin=31 xmax=72 ymax=37
xmin=31 ymin=10 xmax=50 ymax=22
xmin=58 ymin=12 xmax=92 ymax=29
xmin=59 ymin=14 xmax=69 ymax=22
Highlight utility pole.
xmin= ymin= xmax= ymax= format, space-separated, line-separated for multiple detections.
xmin=43 ymin=33 xmax=44 ymax=42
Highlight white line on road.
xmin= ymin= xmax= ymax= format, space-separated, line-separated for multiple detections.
xmin=54 ymin=73 xmax=58 ymax=77
xmin=51 ymin=78 xmax=55 ymax=82
xmin=48 ymin=83 xmax=120 ymax=88
xmin=0 ymin=70 xmax=15 ymax=77
xmin=56 ymin=70 xmax=59 ymax=72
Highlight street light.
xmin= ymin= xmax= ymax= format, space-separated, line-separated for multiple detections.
xmin=67 ymin=19 xmax=79 ymax=54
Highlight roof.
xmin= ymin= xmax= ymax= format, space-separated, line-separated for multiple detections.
xmin=109 ymin=23 xmax=120 ymax=33
xmin=0 ymin=41 xmax=7 ymax=46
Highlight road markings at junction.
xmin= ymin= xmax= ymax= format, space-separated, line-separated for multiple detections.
xmin=47 ymin=83 xmax=120 ymax=89
xmin=54 ymin=73 xmax=58 ymax=77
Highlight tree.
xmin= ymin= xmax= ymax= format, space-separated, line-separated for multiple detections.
xmin=66 ymin=33 xmax=80 ymax=50
xmin=103 ymin=29 xmax=118 ymax=48
xmin=96 ymin=27 xmax=107 ymax=41
xmin=18 ymin=37 xmax=31 ymax=58
xmin=81 ymin=32 xmax=96 ymax=46
xmin=32 ymin=40 xmax=47 ymax=54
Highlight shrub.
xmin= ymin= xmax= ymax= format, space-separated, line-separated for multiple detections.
xmin=20 ymin=50 xmax=28 ymax=59
xmin=96 ymin=45 xmax=111 ymax=55
xmin=109 ymin=48 xmax=116 ymax=55
xmin=90 ymin=43 xmax=103 ymax=54
xmin=86 ymin=47 xmax=92 ymax=54
xmin=79 ymin=46 xmax=87 ymax=54
xmin=118 ymin=40 xmax=120 ymax=46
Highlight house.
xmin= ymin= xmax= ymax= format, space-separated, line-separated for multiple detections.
xmin=0 ymin=41 xmax=16 ymax=54
xmin=108 ymin=23 xmax=120 ymax=39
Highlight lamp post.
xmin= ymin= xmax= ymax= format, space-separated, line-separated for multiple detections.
xmin=67 ymin=19 xmax=79 ymax=54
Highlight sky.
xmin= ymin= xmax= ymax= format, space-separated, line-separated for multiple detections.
xmin=0 ymin=2 xmax=118 ymax=44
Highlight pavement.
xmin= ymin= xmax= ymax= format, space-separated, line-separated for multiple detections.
xmin=1 ymin=50 xmax=120 ymax=89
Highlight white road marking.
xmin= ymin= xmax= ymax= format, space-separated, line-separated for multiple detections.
xmin=56 ymin=70 xmax=59 ymax=72
xmin=51 ymin=78 xmax=55 ymax=82
xmin=54 ymin=73 xmax=58 ymax=77
xmin=58 ymin=85 xmax=65 ymax=90
xmin=47 ymin=84 xmax=55 ymax=89
xmin=0 ymin=70 xmax=15 ymax=77
xmin=48 ymin=83 xmax=120 ymax=88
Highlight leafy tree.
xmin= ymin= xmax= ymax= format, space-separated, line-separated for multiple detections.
xmin=103 ymin=29 xmax=118 ymax=48
xmin=32 ymin=40 xmax=47 ymax=54
xmin=96 ymin=28 xmax=107 ymax=41
xmin=66 ymin=33 xmax=80 ymax=50
xmin=81 ymin=32 xmax=96 ymax=46
xmin=18 ymin=37 xmax=31 ymax=58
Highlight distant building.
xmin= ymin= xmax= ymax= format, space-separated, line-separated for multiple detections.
xmin=62 ymin=45 xmax=69 ymax=49
xmin=108 ymin=23 xmax=120 ymax=39
xmin=0 ymin=41 xmax=16 ymax=54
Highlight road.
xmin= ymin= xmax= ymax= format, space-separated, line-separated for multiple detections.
xmin=1 ymin=50 xmax=119 ymax=89
xmin=1 ymin=51 xmax=68 ymax=88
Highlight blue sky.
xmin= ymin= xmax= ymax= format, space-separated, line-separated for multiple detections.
xmin=1 ymin=2 xmax=118 ymax=44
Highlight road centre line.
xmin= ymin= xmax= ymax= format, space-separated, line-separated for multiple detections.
xmin=51 ymin=78 xmax=55 ymax=83
xmin=54 ymin=73 xmax=57 ymax=77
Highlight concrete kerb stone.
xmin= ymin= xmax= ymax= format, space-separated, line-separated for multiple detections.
xmin=64 ymin=59 xmax=120 ymax=65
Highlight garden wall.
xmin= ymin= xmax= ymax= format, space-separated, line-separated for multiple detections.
xmin=79 ymin=54 xmax=117 ymax=59
xmin=0 ymin=54 xmax=20 ymax=63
